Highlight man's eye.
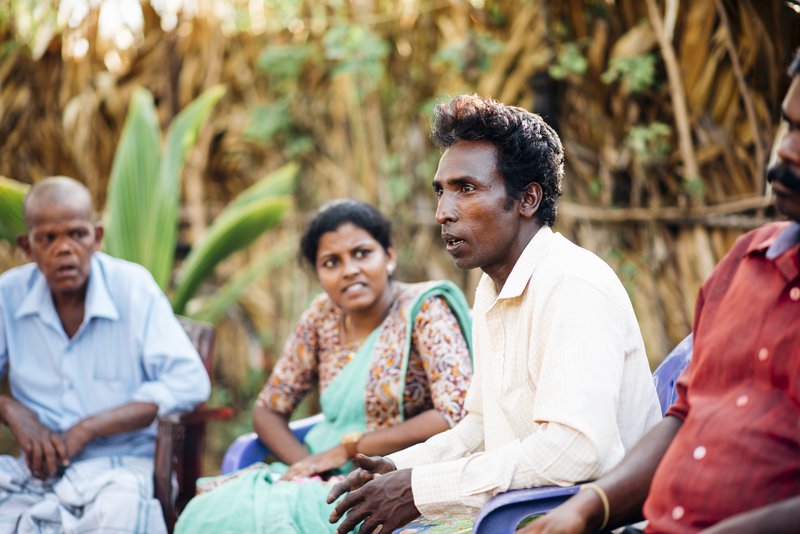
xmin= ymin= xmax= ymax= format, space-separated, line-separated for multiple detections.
xmin=434 ymin=188 xmax=443 ymax=197
xmin=460 ymin=184 xmax=474 ymax=193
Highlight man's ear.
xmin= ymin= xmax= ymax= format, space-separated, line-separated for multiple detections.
xmin=93 ymin=224 xmax=104 ymax=250
xmin=519 ymin=182 xmax=543 ymax=219
xmin=17 ymin=235 xmax=32 ymax=258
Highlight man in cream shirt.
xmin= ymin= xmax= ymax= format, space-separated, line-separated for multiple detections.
xmin=328 ymin=95 xmax=661 ymax=533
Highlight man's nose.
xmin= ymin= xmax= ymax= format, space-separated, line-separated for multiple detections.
xmin=53 ymin=236 xmax=74 ymax=254
xmin=435 ymin=194 xmax=456 ymax=224
xmin=777 ymin=129 xmax=800 ymax=168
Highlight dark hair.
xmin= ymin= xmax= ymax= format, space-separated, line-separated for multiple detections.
xmin=790 ymin=48 xmax=800 ymax=77
xmin=431 ymin=94 xmax=564 ymax=227
xmin=300 ymin=199 xmax=392 ymax=267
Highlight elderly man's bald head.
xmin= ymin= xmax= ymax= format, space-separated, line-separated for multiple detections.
xmin=23 ymin=176 xmax=95 ymax=229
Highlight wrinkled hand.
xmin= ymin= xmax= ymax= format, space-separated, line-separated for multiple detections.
xmin=60 ymin=420 xmax=96 ymax=462
xmin=282 ymin=444 xmax=349 ymax=481
xmin=326 ymin=453 xmax=397 ymax=505
xmin=329 ymin=463 xmax=417 ymax=534
xmin=2 ymin=399 xmax=67 ymax=479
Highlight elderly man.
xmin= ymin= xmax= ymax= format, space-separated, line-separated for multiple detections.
xmin=0 ymin=176 xmax=210 ymax=533
xmin=327 ymin=95 xmax=662 ymax=533
xmin=522 ymin=50 xmax=800 ymax=534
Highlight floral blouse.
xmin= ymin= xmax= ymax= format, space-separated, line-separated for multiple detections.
xmin=256 ymin=282 xmax=473 ymax=430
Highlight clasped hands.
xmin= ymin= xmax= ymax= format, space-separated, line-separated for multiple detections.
xmin=2 ymin=399 xmax=94 ymax=480
xmin=326 ymin=454 xmax=420 ymax=534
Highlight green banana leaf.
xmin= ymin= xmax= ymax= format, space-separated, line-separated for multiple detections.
xmin=226 ymin=161 xmax=299 ymax=210
xmin=189 ymin=238 xmax=295 ymax=324
xmin=172 ymin=195 xmax=293 ymax=315
xmin=103 ymin=88 xmax=162 ymax=282
xmin=172 ymin=162 xmax=297 ymax=313
xmin=152 ymin=84 xmax=226 ymax=288
xmin=104 ymin=85 xmax=225 ymax=290
xmin=0 ymin=176 xmax=28 ymax=244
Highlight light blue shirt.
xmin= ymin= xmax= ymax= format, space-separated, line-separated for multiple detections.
xmin=0 ymin=252 xmax=211 ymax=462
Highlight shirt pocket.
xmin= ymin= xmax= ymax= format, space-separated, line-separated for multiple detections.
xmin=88 ymin=378 xmax=133 ymax=411
xmin=496 ymin=383 xmax=537 ymax=440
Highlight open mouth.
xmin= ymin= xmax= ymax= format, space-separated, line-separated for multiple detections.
xmin=443 ymin=235 xmax=465 ymax=252
xmin=342 ymin=282 xmax=367 ymax=294
xmin=55 ymin=265 xmax=79 ymax=277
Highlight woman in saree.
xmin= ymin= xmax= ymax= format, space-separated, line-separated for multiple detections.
xmin=175 ymin=199 xmax=473 ymax=533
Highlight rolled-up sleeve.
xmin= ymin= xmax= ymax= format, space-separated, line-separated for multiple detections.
xmin=133 ymin=293 xmax=210 ymax=415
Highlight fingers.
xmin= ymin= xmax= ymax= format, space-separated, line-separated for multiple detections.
xmin=29 ymin=440 xmax=44 ymax=479
xmin=352 ymin=454 xmax=386 ymax=472
xmin=330 ymin=486 xmax=364 ymax=523
xmin=333 ymin=503 xmax=371 ymax=534
xmin=358 ymin=514 xmax=385 ymax=534
xmin=51 ymin=434 xmax=69 ymax=466
xmin=41 ymin=438 xmax=59 ymax=478
xmin=353 ymin=454 xmax=395 ymax=475
xmin=327 ymin=469 xmax=371 ymax=504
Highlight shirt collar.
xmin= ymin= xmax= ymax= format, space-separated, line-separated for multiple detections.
xmin=476 ymin=226 xmax=557 ymax=303
xmin=765 ymin=222 xmax=800 ymax=260
xmin=746 ymin=221 xmax=800 ymax=258
xmin=15 ymin=254 xmax=119 ymax=323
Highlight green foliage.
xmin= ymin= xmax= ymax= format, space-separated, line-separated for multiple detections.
xmin=682 ymin=177 xmax=706 ymax=200
xmin=171 ymin=163 xmax=298 ymax=315
xmin=548 ymin=42 xmax=588 ymax=80
xmin=0 ymin=176 xmax=28 ymax=243
xmin=256 ymin=44 xmax=314 ymax=82
xmin=602 ymin=54 xmax=658 ymax=93
xmin=190 ymin=239 xmax=294 ymax=324
xmin=244 ymin=100 xmax=293 ymax=144
xmin=105 ymin=85 xmax=225 ymax=290
xmin=323 ymin=24 xmax=390 ymax=81
xmin=432 ymin=31 xmax=503 ymax=73
xmin=626 ymin=122 xmax=672 ymax=166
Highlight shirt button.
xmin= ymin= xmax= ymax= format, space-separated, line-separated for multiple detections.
xmin=672 ymin=506 xmax=685 ymax=520
xmin=791 ymin=287 xmax=800 ymax=301
xmin=736 ymin=395 xmax=749 ymax=407
xmin=693 ymin=446 xmax=707 ymax=460
xmin=758 ymin=348 xmax=769 ymax=362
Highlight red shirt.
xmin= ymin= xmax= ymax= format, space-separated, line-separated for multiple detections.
xmin=644 ymin=222 xmax=800 ymax=533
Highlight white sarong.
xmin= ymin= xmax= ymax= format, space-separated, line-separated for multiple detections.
xmin=0 ymin=455 xmax=167 ymax=534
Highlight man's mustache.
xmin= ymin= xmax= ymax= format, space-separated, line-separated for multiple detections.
xmin=766 ymin=163 xmax=800 ymax=194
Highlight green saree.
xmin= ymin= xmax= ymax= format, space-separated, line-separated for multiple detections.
xmin=174 ymin=281 xmax=471 ymax=534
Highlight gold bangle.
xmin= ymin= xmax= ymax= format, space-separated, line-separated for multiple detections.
xmin=580 ymin=483 xmax=610 ymax=531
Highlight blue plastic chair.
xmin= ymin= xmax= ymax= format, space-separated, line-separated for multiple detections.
xmin=221 ymin=413 xmax=325 ymax=474
xmin=471 ymin=334 xmax=693 ymax=534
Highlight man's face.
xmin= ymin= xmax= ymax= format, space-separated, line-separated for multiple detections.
xmin=19 ymin=201 xmax=102 ymax=299
xmin=768 ymin=76 xmax=800 ymax=222
xmin=433 ymin=140 xmax=524 ymax=278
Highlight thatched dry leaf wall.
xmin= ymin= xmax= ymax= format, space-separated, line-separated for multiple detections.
xmin=1 ymin=1 xmax=799 ymax=446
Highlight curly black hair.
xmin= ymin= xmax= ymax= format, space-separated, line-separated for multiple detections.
xmin=300 ymin=199 xmax=392 ymax=268
xmin=431 ymin=94 xmax=564 ymax=227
